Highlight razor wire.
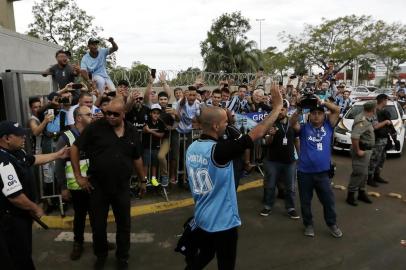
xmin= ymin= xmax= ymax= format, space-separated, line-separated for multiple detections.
xmin=109 ymin=69 xmax=284 ymax=88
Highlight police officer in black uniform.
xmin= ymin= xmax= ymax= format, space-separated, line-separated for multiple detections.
xmin=0 ymin=121 xmax=69 ymax=270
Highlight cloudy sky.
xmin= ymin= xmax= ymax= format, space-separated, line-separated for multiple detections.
xmin=14 ymin=0 xmax=406 ymax=71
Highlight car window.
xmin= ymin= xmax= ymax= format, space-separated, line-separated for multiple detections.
xmin=383 ymin=105 xmax=398 ymax=120
xmin=345 ymin=105 xmax=364 ymax=119
xmin=396 ymin=102 xmax=404 ymax=116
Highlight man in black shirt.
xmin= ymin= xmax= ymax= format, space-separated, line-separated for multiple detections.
xmin=71 ymin=98 xmax=146 ymax=269
xmin=0 ymin=121 xmax=69 ymax=270
xmin=260 ymin=100 xmax=300 ymax=219
xmin=125 ymin=90 xmax=150 ymax=130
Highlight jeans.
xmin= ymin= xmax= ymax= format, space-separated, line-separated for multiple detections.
xmin=93 ymin=74 xmax=116 ymax=94
xmin=263 ymin=160 xmax=296 ymax=211
xmin=297 ymin=171 xmax=337 ymax=227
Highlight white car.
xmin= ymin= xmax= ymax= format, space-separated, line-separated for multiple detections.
xmin=333 ymin=99 xmax=406 ymax=155
xmin=349 ymin=86 xmax=371 ymax=99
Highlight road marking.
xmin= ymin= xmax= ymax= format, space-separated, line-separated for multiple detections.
xmin=38 ymin=178 xmax=265 ymax=230
xmin=54 ymin=232 xmax=154 ymax=243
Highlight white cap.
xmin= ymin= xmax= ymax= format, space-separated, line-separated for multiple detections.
xmin=400 ymin=79 xmax=406 ymax=83
xmin=150 ymin=103 xmax=162 ymax=111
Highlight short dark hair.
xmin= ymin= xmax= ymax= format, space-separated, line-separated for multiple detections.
xmin=188 ymin=86 xmax=197 ymax=91
xmin=117 ymin=80 xmax=129 ymax=87
xmin=238 ymin=85 xmax=248 ymax=90
xmin=221 ymin=87 xmax=230 ymax=94
xmin=174 ymin=87 xmax=183 ymax=94
xmin=100 ymin=97 xmax=111 ymax=104
xmin=158 ymin=91 xmax=169 ymax=99
xmin=73 ymin=106 xmax=81 ymax=120
xmin=55 ymin=50 xmax=68 ymax=58
xmin=212 ymin=89 xmax=221 ymax=95
xmin=376 ymin=94 xmax=388 ymax=104
xmin=79 ymin=92 xmax=92 ymax=99
xmin=29 ymin=97 xmax=41 ymax=107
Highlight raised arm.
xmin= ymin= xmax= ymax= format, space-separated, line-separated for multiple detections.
xmin=248 ymin=82 xmax=283 ymax=141
xmin=159 ymin=71 xmax=171 ymax=99
xmin=108 ymin=37 xmax=118 ymax=54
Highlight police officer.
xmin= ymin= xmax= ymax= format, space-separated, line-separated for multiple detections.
xmin=185 ymin=82 xmax=282 ymax=269
xmin=346 ymin=101 xmax=376 ymax=206
xmin=368 ymin=94 xmax=392 ymax=187
xmin=0 ymin=121 xmax=69 ymax=270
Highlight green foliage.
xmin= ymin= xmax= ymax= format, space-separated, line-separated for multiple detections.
xmin=200 ymin=11 xmax=260 ymax=73
xmin=27 ymin=0 xmax=112 ymax=65
xmin=109 ymin=62 xmax=150 ymax=87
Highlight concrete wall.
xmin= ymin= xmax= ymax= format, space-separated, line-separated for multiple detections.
xmin=0 ymin=0 xmax=18 ymax=31
xmin=0 ymin=27 xmax=61 ymax=75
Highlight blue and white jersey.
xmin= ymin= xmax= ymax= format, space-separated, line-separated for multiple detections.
xmin=186 ymin=139 xmax=241 ymax=232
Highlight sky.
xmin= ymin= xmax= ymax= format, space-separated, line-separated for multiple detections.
xmin=13 ymin=0 xmax=406 ymax=71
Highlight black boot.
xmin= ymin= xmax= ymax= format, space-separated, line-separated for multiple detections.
xmin=374 ymin=173 xmax=389 ymax=184
xmin=346 ymin=191 xmax=358 ymax=206
xmin=358 ymin=190 xmax=372 ymax=204
xmin=367 ymin=174 xmax=379 ymax=187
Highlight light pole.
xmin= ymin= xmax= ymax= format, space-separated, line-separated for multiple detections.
xmin=256 ymin=19 xmax=265 ymax=51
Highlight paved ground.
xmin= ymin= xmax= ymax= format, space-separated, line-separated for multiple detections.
xmin=32 ymin=150 xmax=406 ymax=270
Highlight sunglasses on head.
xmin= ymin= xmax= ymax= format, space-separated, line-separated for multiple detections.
xmin=106 ymin=110 xmax=121 ymax=117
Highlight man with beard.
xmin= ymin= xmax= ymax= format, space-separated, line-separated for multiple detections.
xmin=71 ymin=98 xmax=146 ymax=269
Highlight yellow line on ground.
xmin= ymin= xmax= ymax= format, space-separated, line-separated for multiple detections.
xmin=36 ymin=178 xmax=265 ymax=230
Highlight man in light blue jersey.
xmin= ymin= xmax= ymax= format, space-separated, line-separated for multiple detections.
xmin=185 ymin=82 xmax=283 ymax=270
xmin=80 ymin=37 xmax=118 ymax=94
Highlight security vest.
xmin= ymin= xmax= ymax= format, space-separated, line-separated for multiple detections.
xmin=63 ymin=129 xmax=89 ymax=190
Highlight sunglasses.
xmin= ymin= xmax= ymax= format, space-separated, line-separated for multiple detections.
xmin=135 ymin=97 xmax=144 ymax=101
xmin=79 ymin=113 xmax=93 ymax=117
xmin=106 ymin=110 xmax=121 ymax=117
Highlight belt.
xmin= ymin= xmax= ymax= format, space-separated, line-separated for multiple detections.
xmin=359 ymin=142 xmax=373 ymax=151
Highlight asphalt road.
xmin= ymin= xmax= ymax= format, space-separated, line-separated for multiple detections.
xmin=32 ymin=150 xmax=406 ymax=270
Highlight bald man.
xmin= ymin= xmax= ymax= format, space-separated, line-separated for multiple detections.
xmin=71 ymin=98 xmax=146 ymax=269
xmin=185 ymin=82 xmax=283 ymax=270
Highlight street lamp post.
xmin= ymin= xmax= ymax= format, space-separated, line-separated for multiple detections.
xmin=256 ymin=18 xmax=265 ymax=51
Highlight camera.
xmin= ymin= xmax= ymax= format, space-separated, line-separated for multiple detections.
xmin=298 ymin=81 xmax=318 ymax=109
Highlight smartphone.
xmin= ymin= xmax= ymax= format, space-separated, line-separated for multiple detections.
xmin=106 ymin=91 xmax=116 ymax=97
xmin=278 ymin=81 xmax=283 ymax=86
xmin=72 ymin=83 xmax=82 ymax=90
xmin=94 ymin=108 xmax=101 ymax=114
xmin=47 ymin=109 xmax=54 ymax=115
xmin=151 ymin=69 xmax=156 ymax=79
xmin=289 ymin=75 xmax=297 ymax=79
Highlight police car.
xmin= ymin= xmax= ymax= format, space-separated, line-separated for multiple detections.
xmin=333 ymin=98 xmax=406 ymax=155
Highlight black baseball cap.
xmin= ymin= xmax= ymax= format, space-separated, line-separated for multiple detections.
xmin=88 ymin=38 xmax=100 ymax=45
xmin=309 ymin=104 xmax=325 ymax=113
xmin=0 ymin=121 xmax=29 ymax=137
xmin=117 ymin=80 xmax=129 ymax=87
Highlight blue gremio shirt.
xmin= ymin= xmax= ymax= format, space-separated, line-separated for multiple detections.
xmin=80 ymin=48 xmax=110 ymax=78
xmin=186 ymin=139 xmax=241 ymax=232
xmin=298 ymin=120 xmax=333 ymax=173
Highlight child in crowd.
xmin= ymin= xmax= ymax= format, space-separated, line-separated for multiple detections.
xmin=142 ymin=104 xmax=165 ymax=186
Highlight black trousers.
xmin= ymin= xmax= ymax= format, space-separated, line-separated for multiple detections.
xmin=70 ymin=190 xmax=90 ymax=244
xmin=89 ymin=187 xmax=131 ymax=260
xmin=0 ymin=214 xmax=35 ymax=270
xmin=187 ymin=227 xmax=238 ymax=270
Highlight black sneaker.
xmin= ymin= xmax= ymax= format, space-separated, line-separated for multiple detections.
xmin=116 ymin=259 xmax=128 ymax=270
xmin=287 ymin=210 xmax=300 ymax=219
xmin=93 ymin=257 xmax=106 ymax=270
xmin=260 ymin=208 xmax=271 ymax=217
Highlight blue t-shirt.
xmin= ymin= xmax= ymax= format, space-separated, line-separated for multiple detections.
xmin=186 ymin=139 xmax=241 ymax=232
xmin=80 ymin=48 xmax=110 ymax=78
xmin=298 ymin=120 xmax=333 ymax=173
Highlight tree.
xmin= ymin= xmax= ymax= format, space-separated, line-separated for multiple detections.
xmin=27 ymin=0 xmax=109 ymax=64
xmin=281 ymin=15 xmax=371 ymax=72
xmin=109 ymin=62 xmax=150 ymax=87
xmin=200 ymin=11 xmax=260 ymax=73
xmin=363 ymin=20 xmax=406 ymax=86
xmin=262 ymin=47 xmax=289 ymax=78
